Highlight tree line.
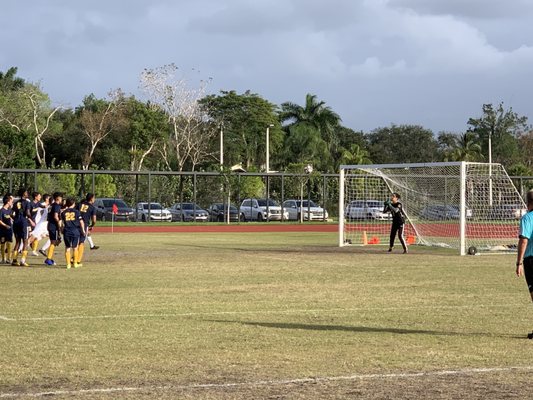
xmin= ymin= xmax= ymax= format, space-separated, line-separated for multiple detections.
xmin=1 ymin=65 xmax=532 ymax=177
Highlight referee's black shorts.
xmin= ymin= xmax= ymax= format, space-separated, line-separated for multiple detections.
xmin=524 ymin=256 xmax=533 ymax=293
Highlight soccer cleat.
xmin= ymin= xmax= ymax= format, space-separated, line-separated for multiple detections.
xmin=39 ymin=250 xmax=47 ymax=257
xmin=20 ymin=261 xmax=29 ymax=267
xmin=66 ymin=264 xmax=71 ymax=269
xmin=403 ymin=249 xmax=408 ymax=254
xmin=73 ymin=263 xmax=81 ymax=268
xmin=44 ymin=259 xmax=54 ymax=266
xmin=90 ymin=246 xmax=99 ymax=250
xmin=387 ymin=248 xmax=393 ymax=252
xmin=11 ymin=260 xmax=19 ymax=266
xmin=528 ymin=332 xmax=533 ymax=340
xmin=31 ymin=251 xmax=39 ymax=256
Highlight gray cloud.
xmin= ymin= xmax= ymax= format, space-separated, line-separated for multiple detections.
xmin=0 ymin=0 xmax=531 ymax=133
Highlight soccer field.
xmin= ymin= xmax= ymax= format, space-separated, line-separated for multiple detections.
xmin=1 ymin=231 xmax=532 ymax=399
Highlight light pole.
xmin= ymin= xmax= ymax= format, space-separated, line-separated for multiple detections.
xmin=488 ymin=131 xmax=493 ymax=206
xmin=266 ymin=124 xmax=274 ymax=173
xmin=220 ymin=125 xmax=224 ymax=169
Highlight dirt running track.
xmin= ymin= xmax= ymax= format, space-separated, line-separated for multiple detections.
xmin=95 ymin=224 xmax=339 ymax=233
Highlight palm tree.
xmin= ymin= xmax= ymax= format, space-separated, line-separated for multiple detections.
xmin=280 ymin=94 xmax=341 ymax=171
xmin=447 ymin=132 xmax=484 ymax=162
xmin=280 ymin=94 xmax=341 ymax=139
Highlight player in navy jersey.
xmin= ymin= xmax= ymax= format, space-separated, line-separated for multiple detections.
xmin=76 ymin=193 xmax=97 ymax=266
xmin=44 ymin=192 xmax=63 ymax=266
xmin=0 ymin=194 xmax=14 ymax=264
xmin=61 ymin=198 xmax=85 ymax=269
xmin=11 ymin=188 xmax=34 ymax=266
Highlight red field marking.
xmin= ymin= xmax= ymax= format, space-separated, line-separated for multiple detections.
xmin=94 ymin=224 xmax=339 ymax=234
xmin=345 ymin=222 xmax=519 ymax=239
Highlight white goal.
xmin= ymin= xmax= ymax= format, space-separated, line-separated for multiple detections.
xmin=339 ymin=162 xmax=526 ymax=255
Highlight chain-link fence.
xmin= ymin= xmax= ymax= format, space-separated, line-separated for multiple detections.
xmin=0 ymin=169 xmax=340 ymax=222
xmin=1 ymin=168 xmax=531 ymax=222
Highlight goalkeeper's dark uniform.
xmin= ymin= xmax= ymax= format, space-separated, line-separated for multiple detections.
xmin=383 ymin=199 xmax=408 ymax=253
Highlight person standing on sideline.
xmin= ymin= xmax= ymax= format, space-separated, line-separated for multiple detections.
xmin=516 ymin=189 xmax=533 ymax=339
xmin=383 ymin=192 xmax=408 ymax=254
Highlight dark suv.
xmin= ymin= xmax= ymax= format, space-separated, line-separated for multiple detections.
xmin=94 ymin=198 xmax=134 ymax=221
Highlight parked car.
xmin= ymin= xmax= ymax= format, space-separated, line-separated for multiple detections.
xmin=207 ymin=203 xmax=239 ymax=222
xmin=168 ymin=202 xmax=209 ymax=222
xmin=345 ymin=200 xmax=391 ymax=220
xmin=282 ymin=199 xmax=328 ymax=221
xmin=239 ymin=198 xmax=289 ymax=221
xmin=135 ymin=202 xmax=172 ymax=222
xmin=487 ymin=204 xmax=527 ymax=220
xmin=420 ymin=205 xmax=473 ymax=220
xmin=94 ymin=198 xmax=134 ymax=221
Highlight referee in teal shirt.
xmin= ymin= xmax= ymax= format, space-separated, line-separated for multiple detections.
xmin=516 ymin=190 xmax=533 ymax=339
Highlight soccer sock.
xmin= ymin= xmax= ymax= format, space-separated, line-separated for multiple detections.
xmin=73 ymin=248 xmax=79 ymax=265
xmin=21 ymin=250 xmax=28 ymax=263
xmin=12 ymin=248 xmax=18 ymax=261
xmin=77 ymin=243 xmax=85 ymax=263
xmin=87 ymin=236 xmax=95 ymax=248
xmin=47 ymin=244 xmax=55 ymax=260
xmin=41 ymin=239 xmax=51 ymax=252
xmin=31 ymin=240 xmax=39 ymax=251
xmin=65 ymin=249 xmax=71 ymax=266
xmin=6 ymin=242 xmax=11 ymax=259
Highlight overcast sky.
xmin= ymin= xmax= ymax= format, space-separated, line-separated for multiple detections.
xmin=1 ymin=0 xmax=532 ymax=134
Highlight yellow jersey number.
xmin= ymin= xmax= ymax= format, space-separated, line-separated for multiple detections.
xmin=64 ymin=212 xmax=76 ymax=222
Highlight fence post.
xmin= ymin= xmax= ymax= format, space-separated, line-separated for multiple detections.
xmin=148 ymin=172 xmax=152 ymax=222
xmin=281 ymin=173 xmax=285 ymax=223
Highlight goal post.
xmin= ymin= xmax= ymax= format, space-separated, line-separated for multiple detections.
xmin=339 ymin=162 xmax=526 ymax=255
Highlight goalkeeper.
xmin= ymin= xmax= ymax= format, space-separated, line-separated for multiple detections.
xmin=383 ymin=193 xmax=408 ymax=254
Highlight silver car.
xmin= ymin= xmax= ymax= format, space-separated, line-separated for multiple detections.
xmin=282 ymin=199 xmax=328 ymax=221
xmin=345 ymin=200 xmax=392 ymax=220
xmin=239 ymin=198 xmax=289 ymax=221
xmin=169 ymin=202 xmax=209 ymax=222
xmin=136 ymin=202 xmax=172 ymax=222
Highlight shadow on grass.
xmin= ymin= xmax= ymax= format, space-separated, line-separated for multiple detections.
xmin=209 ymin=319 xmax=524 ymax=339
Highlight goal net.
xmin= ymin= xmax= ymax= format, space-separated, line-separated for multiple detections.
xmin=339 ymin=162 xmax=526 ymax=255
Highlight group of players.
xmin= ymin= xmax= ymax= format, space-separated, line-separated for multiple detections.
xmin=0 ymin=188 xmax=99 ymax=269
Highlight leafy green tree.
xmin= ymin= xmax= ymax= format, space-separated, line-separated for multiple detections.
xmin=200 ymin=90 xmax=282 ymax=170
xmin=367 ymin=124 xmax=439 ymax=164
xmin=0 ymin=67 xmax=60 ymax=167
xmin=126 ymin=98 xmax=168 ymax=171
xmin=467 ymin=103 xmax=528 ymax=166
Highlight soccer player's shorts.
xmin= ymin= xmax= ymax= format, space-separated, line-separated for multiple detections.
xmin=0 ymin=229 xmax=13 ymax=242
xmin=13 ymin=220 xmax=29 ymax=240
xmin=63 ymin=235 xmax=80 ymax=249
xmin=79 ymin=226 xmax=89 ymax=244
xmin=524 ymin=257 xmax=533 ymax=293
xmin=48 ymin=225 xmax=61 ymax=242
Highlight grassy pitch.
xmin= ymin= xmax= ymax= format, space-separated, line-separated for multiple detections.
xmin=1 ymin=232 xmax=532 ymax=399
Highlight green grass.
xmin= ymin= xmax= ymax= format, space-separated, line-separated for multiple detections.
xmin=0 ymin=232 xmax=532 ymax=399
